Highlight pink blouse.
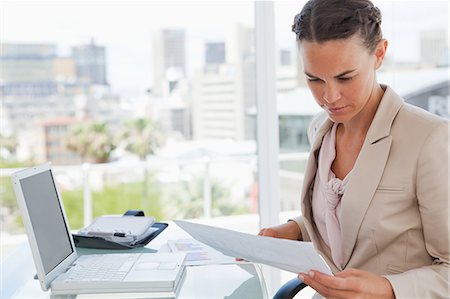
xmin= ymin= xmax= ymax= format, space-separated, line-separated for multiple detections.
xmin=312 ymin=122 xmax=352 ymax=269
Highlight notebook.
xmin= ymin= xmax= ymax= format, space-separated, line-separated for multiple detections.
xmin=78 ymin=215 xmax=158 ymax=244
xmin=11 ymin=163 xmax=186 ymax=296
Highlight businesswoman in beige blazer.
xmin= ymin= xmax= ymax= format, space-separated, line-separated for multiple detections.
xmin=259 ymin=0 xmax=449 ymax=298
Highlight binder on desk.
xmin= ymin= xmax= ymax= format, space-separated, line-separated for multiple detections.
xmin=73 ymin=210 xmax=168 ymax=249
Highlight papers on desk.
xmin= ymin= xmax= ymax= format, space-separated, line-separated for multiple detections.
xmin=168 ymin=239 xmax=236 ymax=266
xmin=174 ymin=220 xmax=333 ymax=275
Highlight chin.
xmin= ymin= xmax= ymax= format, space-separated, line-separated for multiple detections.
xmin=327 ymin=114 xmax=347 ymax=123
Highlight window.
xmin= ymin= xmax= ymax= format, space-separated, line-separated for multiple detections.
xmin=1 ymin=1 xmax=259 ymax=233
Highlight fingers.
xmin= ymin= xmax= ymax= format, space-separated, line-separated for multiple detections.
xmin=307 ymin=270 xmax=351 ymax=290
xmin=299 ymin=271 xmax=355 ymax=299
xmin=259 ymin=228 xmax=279 ymax=238
xmin=299 ymin=269 xmax=395 ymax=299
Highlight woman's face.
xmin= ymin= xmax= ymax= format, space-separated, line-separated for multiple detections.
xmin=299 ymin=35 xmax=386 ymax=124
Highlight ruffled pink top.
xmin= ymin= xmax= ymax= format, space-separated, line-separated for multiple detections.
xmin=312 ymin=122 xmax=352 ymax=269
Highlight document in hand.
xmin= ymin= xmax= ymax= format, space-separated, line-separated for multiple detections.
xmin=174 ymin=220 xmax=333 ymax=275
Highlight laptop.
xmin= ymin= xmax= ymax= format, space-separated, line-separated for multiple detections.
xmin=11 ymin=163 xmax=186 ymax=296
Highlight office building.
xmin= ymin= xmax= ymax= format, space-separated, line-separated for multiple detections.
xmin=53 ymin=57 xmax=77 ymax=83
xmin=0 ymin=43 xmax=58 ymax=97
xmin=1 ymin=96 xmax=77 ymax=131
xmin=41 ymin=117 xmax=83 ymax=165
xmin=192 ymin=25 xmax=256 ymax=141
xmin=276 ymin=66 xmax=299 ymax=93
xmin=225 ymin=24 xmax=254 ymax=66
xmin=405 ymin=80 xmax=449 ymax=119
xmin=420 ymin=29 xmax=449 ymax=67
xmin=72 ymin=39 xmax=108 ymax=85
xmin=160 ymin=102 xmax=191 ymax=140
xmin=279 ymin=49 xmax=292 ymax=66
xmin=192 ymin=66 xmax=245 ymax=140
xmin=152 ymin=29 xmax=186 ymax=96
xmin=205 ymin=42 xmax=226 ymax=66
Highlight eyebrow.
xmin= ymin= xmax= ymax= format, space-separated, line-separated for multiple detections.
xmin=304 ymin=69 xmax=357 ymax=79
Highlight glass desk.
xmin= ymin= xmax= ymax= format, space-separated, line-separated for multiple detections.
xmin=1 ymin=224 xmax=268 ymax=299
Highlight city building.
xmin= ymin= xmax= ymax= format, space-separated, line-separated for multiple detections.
xmin=71 ymin=39 xmax=108 ymax=86
xmin=192 ymin=25 xmax=256 ymax=141
xmin=192 ymin=66 xmax=246 ymax=140
xmin=41 ymin=117 xmax=83 ymax=165
xmin=404 ymin=80 xmax=449 ymax=119
xmin=0 ymin=43 xmax=58 ymax=97
xmin=279 ymin=49 xmax=292 ymax=66
xmin=152 ymin=29 xmax=186 ymax=96
xmin=276 ymin=66 xmax=299 ymax=93
xmin=205 ymin=42 xmax=226 ymax=67
xmin=420 ymin=29 xmax=449 ymax=67
xmin=1 ymin=96 xmax=77 ymax=132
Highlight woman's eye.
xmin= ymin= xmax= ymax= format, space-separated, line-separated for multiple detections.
xmin=338 ymin=77 xmax=353 ymax=81
xmin=307 ymin=78 xmax=321 ymax=82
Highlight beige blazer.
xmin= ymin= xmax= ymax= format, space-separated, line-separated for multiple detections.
xmin=292 ymin=86 xmax=449 ymax=298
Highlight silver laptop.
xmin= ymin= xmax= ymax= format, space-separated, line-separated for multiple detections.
xmin=11 ymin=163 xmax=186 ymax=296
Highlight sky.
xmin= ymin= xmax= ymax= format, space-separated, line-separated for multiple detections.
xmin=1 ymin=0 xmax=448 ymax=95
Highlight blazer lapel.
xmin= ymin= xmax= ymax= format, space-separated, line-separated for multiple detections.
xmin=301 ymin=114 xmax=333 ymax=222
xmin=301 ymin=115 xmax=334 ymax=264
xmin=340 ymin=86 xmax=404 ymax=267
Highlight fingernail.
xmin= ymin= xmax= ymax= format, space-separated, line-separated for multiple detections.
xmin=308 ymin=270 xmax=315 ymax=278
xmin=299 ymin=274 xmax=305 ymax=281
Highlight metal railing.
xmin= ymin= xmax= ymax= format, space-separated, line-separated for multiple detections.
xmin=1 ymin=153 xmax=308 ymax=228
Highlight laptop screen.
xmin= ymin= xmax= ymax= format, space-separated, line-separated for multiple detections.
xmin=20 ymin=169 xmax=74 ymax=274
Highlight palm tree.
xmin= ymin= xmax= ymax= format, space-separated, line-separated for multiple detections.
xmin=65 ymin=122 xmax=116 ymax=163
xmin=0 ymin=134 xmax=18 ymax=158
xmin=121 ymin=118 xmax=164 ymax=198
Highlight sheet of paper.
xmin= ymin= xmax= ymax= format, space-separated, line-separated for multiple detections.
xmin=168 ymin=238 xmax=236 ymax=266
xmin=174 ymin=220 xmax=333 ymax=275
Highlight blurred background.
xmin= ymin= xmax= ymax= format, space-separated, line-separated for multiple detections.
xmin=1 ymin=0 xmax=448 ymax=255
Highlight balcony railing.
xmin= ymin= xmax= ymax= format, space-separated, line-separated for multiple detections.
xmin=0 ymin=152 xmax=308 ymax=237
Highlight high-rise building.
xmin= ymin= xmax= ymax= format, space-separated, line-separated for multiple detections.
xmin=53 ymin=57 xmax=77 ymax=83
xmin=0 ymin=43 xmax=58 ymax=97
xmin=192 ymin=25 xmax=256 ymax=141
xmin=152 ymin=29 xmax=186 ymax=96
xmin=279 ymin=49 xmax=292 ymax=66
xmin=192 ymin=66 xmax=244 ymax=140
xmin=205 ymin=42 xmax=226 ymax=66
xmin=420 ymin=29 xmax=449 ymax=67
xmin=72 ymin=39 xmax=108 ymax=85
xmin=225 ymin=24 xmax=254 ymax=66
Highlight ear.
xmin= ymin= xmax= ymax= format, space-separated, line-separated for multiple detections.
xmin=374 ymin=39 xmax=388 ymax=70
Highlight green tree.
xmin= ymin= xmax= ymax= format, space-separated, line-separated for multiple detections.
xmin=162 ymin=176 xmax=249 ymax=220
xmin=121 ymin=118 xmax=164 ymax=198
xmin=0 ymin=134 xmax=18 ymax=157
xmin=121 ymin=118 xmax=163 ymax=159
xmin=65 ymin=122 xmax=116 ymax=163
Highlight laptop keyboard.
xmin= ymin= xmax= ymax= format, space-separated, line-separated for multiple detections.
xmin=66 ymin=254 xmax=139 ymax=282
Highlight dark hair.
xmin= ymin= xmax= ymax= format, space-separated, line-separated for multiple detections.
xmin=292 ymin=0 xmax=383 ymax=53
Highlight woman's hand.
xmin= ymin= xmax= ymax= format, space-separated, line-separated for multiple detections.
xmin=299 ymin=268 xmax=395 ymax=299
xmin=259 ymin=221 xmax=302 ymax=240
xmin=236 ymin=221 xmax=302 ymax=261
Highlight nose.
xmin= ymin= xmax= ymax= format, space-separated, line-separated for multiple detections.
xmin=322 ymin=83 xmax=341 ymax=104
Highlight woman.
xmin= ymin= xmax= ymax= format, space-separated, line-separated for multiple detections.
xmin=260 ymin=0 xmax=449 ymax=298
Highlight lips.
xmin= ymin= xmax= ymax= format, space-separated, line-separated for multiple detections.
xmin=327 ymin=106 xmax=347 ymax=113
